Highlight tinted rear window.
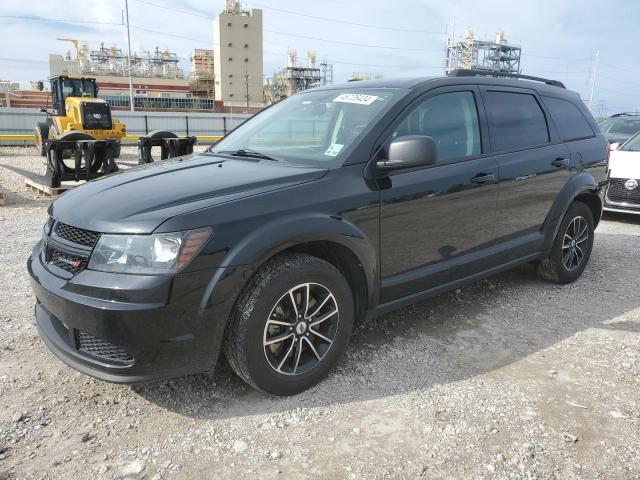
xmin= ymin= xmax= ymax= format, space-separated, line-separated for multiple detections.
xmin=484 ymin=91 xmax=549 ymax=151
xmin=543 ymin=96 xmax=594 ymax=141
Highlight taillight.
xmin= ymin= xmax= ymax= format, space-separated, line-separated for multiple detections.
xmin=605 ymin=143 xmax=611 ymax=161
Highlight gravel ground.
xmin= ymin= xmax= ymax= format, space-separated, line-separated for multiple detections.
xmin=1 ymin=146 xmax=639 ymax=480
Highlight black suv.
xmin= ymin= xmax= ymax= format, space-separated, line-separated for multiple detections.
xmin=28 ymin=71 xmax=608 ymax=395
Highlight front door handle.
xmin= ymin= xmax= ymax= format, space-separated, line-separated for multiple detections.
xmin=552 ymin=157 xmax=570 ymax=168
xmin=471 ymin=173 xmax=496 ymax=185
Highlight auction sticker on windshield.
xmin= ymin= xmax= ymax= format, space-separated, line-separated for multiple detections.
xmin=333 ymin=94 xmax=379 ymax=105
xmin=324 ymin=144 xmax=344 ymax=157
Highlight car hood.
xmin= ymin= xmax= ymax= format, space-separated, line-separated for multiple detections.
xmin=609 ymin=150 xmax=640 ymax=179
xmin=605 ymin=133 xmax=633 ymax=145
xmin=49 ymin=153 xmax=328 ymax=233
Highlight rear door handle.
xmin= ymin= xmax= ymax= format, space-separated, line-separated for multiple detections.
xmin=552 ymin=157 xmax=570 ymax=168
xmin=471 ymin=173 xmax=496 ymax=185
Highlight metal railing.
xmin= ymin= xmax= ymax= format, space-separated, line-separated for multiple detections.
xmin=0 ymin=108 xmax=251 ymax=145
xmin=98 ymin=95 xmax=216 ymax=111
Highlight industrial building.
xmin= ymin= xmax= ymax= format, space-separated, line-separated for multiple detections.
xmin=213 ymin=0 xmax=264 ymax=107
xmin=445 ymin=29 xmax=521 ymax=75
xmin=48 ymin=40 xmax=205 ymax=111
xmin=263 ymin=50 xmax=333 ymax=105
xmin=347 ymin=72 xmax=383 ymax=82
xmin=190 ymin=49 xmax=216 ymax=99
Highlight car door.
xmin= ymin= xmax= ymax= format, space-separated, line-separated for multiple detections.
xmin=378 ymin=86 xmax=499 ymax=303
xmin=480 ymin=87 xmax=572 ymax=251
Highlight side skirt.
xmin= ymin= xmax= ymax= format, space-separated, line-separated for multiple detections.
xmin=366 ymin=251 xmax=545 ymax=320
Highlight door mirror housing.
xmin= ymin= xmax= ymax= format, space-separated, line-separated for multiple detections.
xmin=609 ymin=142 xmax=620 ymax=151
xmin=376 ymin=135 xmax=438 ymax=172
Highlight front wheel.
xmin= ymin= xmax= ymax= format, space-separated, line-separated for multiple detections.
xmin=536 ymin=201 xmax=594 ymax=284
xmin=224 ymin=254 xmax=354 ymax=396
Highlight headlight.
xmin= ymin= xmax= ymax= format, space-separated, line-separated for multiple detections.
xmin=88 ymin=228 xmax=211 ymax=275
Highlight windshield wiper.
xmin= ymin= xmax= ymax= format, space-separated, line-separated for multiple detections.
xmin=213 ymin=148 xmax=280 ymax=161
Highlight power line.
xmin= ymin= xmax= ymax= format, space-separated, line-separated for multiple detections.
xmin=525 ymin=52 xmax=591 ymax=62
xmin=597 ymin=85 xmax=633 ymax=97
xmin=598 ymin=73 xmax=639 ymax=87
xmin=262 ymin=28 xmax=443 ymax=52
xmin=0 ymin=14 xmax=122 ymax=26
xmin=131 ymin=0 xmax=443 ymax=52
xmin=248 ymin=2 xmax=444 ymax=34
xmin=132 ymin=25 xmax=443 ymax=70
xmin=132 ymin=0 xmax=210 ymax=19
xmin=599 ymin=61 xmax=640 ymax=76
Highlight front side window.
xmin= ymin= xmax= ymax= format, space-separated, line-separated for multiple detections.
xmin=392 ymin=91 xmax=481 ymax=163
xmin=484 ymin=91 xmax=549 ymax=152
xmin=210 ymin=88 xmax=400 ymax=167
xmin=543 ymin=96 xmax=594 ymax=141
xmin=60 ymin=79 xmax=97 ymax=99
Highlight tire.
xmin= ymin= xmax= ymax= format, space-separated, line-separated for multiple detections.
xmin=536 ymin=201 xmax=594 ymax=284
xmin=147 ymin=130 xmax=177 ymax=140
xmin=113 ymin=142 xmax=121 ymax=158
xmin=224 ymin=253 xmax=354 ymax=396
xmin=55 ymin=131 xmax=100 ymax=168
xmin=139 ymin=130 xmax=178 ymax=163
xmin=34 ymin=122 xmax=49 ymax=157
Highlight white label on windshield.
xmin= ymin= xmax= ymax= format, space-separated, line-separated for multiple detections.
xmin=324 ymin=143 xmax=344 ymax=157
xmin=333 ymin=93 xmax=379 ymax=105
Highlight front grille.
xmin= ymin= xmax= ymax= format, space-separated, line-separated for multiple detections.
xmin=81 ymin=102 xmax=112 ymax=130
xmin=607 ymin=178 xmax=640 ymax=205
xmin=47 ymin=246 xmax=87 ymax=274
xmin=55 ymin=223 xmax=100 ymax=247
xmin=76 ymin=331 xmax=133 ymax=364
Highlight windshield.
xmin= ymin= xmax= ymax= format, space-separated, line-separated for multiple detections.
xmin=599 ymin=117 xmax=640 ymax=135
xmin=210 ymin=88 xmax=400 ymax=167
xmin=621 ymin=132 xmax=640 ymax=152
xmin=61 ymin=78 xmax=97 ymax=99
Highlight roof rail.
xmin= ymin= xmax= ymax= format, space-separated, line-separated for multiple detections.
xmin=610 ymin=112 xmax=640 ymax=117
xmin=448 ymin=69 xmax=566 ymax=89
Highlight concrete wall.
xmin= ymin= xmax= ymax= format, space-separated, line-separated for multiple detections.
xmin=0 ymin=108 xmax=252 ymax=145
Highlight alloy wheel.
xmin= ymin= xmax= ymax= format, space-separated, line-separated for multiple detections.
xmin=263 ymin=283 xmax=339 ymax=376
xmin=562 ymin=216 xmax=589 ymax=271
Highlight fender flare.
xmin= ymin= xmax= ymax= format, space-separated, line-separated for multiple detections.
xmin=541 ymin=172 xmax=602 ymax=251
xmin=199 ymin=213 xmax=379 ymax=319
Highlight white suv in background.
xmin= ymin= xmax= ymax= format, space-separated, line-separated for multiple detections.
xmin=605 ymin=132 xmax=640 ymax=214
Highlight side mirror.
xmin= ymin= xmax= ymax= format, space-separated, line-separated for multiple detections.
xmin=610 ymin=142 xmax=620 ymax=151
xmin=376 ymin=135 xmax=438 ymax=172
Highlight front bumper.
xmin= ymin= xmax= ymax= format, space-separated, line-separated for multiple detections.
xmin=28 ymin=240 xmax=244 ymax=383
xmin=603 ymin=204 xmax=640 ymax=214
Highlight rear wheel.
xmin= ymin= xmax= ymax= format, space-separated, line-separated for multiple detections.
xmin=224 ymin=254 xmax=354 ymax=395
xmin=536 ymin=202 xmax=594 ymax=284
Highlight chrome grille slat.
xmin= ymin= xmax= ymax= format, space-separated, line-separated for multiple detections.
xmin=607 ymin=178 xmax=640 ymax=205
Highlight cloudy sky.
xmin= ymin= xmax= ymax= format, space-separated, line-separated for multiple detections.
xmin=1 ymin=0 xmax=638 ymax=115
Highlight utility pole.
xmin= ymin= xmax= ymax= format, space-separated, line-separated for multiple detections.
xmin=243 ymin=69 xmax=250 ymax=109
xmin=588 ymin=50 xmax=599 ymax=112
xmin=124 ymin=0 xmax=135 ymax=111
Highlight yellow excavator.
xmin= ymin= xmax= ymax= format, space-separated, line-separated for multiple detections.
xmin=35 ymin=75 xmax=126 ymax=157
